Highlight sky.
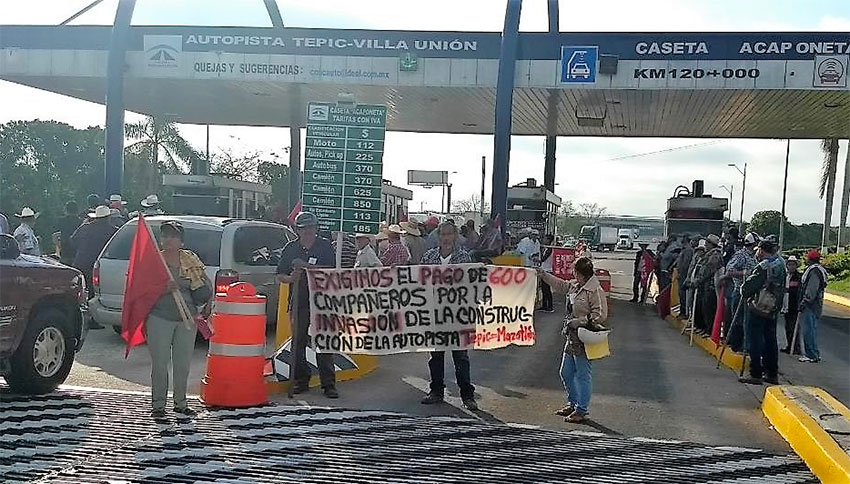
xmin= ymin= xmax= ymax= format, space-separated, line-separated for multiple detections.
xmin=1 ymin=0 xmax=849 ymax=224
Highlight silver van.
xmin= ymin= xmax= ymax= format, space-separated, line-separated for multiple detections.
xmin=88 ymin=216 xmax=296 ymax=331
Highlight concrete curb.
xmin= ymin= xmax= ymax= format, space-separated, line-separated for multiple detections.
xmin=664 ymin=315 xmax=745 ymax=372
xmin=825 ymin=291 xmax=850 ymax=308
xmin=762 ymin=386 xmax=850 ymax=483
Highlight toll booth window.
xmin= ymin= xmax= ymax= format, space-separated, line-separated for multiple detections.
xmin=233 ymin=226 xmax=294 ymax=266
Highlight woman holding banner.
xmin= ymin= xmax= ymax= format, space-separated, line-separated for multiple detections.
xmin=538 ymin=258 xmax=609 ymax=423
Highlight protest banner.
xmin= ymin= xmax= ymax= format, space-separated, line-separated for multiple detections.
xmin=306 ymin=264 xmax=537 ymax=355
xmin=551 ymin=247 xmax=576 ymax=280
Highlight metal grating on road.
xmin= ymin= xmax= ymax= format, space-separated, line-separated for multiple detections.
xmin=1 ymin=387 xmax=816 ymax=483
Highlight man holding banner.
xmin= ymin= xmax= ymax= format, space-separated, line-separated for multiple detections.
xmin=419 ymin=222 xmax=478 ymax=410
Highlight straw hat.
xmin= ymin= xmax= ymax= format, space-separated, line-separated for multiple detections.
xmin=399 ymin=221 xmax=420 ymax=236
xmin=108 ymin=194 xmax=127 ymax=205
xmin=706 ymin=234 xmax=721 ymax=246
xmin=15 ymin=207 xmax=39 ymax=219
xmin=88 ymin=205 xmax=112 ymax=219
xmin=388 ymin=224 xmax=406 ymax=235
xmin=140 ymin=194 xmax=161 ymax=207
xmin=354 ymin=233 xmax=375 ymax=239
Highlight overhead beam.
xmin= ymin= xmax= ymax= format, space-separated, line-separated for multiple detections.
xmin=104 ymin=0 xmax=137 ymax=197
xmin=491 ymin=0 xmax=522 ymax=231
xmin=263 ymin=0 xmax=285 ymax=28
xmin=60 ymin=0 xmax=105 ymax=25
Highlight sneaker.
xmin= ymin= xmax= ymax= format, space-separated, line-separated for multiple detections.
xmin=764 ymin=377 xmax=780 ymax=385
xmin=564 ymin=410 xmax=587 ymax=423
xmin=462 ymin=398 xmax=479 ymax=411
xmin=780 ymin=347 xmax=791 ymax=354
xmin=420 ymin=392 xmax=444 ymax=405
xmin=292 ymin=383 xmax=309 ymax=394
xmin=555 ymin=405 xmax=575 ymax=417
xmin=798 ymin=356 xmax=821 ymax=363
xmin=150 ymin=408 xmax=167 ymax=419
xmin=323 ymin=387 xmax=339 ymax=399
xmin=174 ymin=407 xmax=197 ymax=417
xmin=739 ymin=376 xmax=763 ymax=385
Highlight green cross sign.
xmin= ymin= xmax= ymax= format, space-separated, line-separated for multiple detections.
xmin=302 ymin=102 xmax=387 ymax=234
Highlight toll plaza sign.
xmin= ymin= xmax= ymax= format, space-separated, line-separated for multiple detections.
xmin=302 ymin=102 xmax=387 ymax=234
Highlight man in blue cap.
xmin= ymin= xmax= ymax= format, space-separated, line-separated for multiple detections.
xmin=276 ymin=212 xmax=338 ymax=398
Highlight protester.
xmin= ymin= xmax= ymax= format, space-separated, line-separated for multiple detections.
xmin=86 ymin=193 xmax=102 ymax=213
xmin=722 ymin=226 xmax=740 ymax=265
xmin=424 ymin=216 xmax=440 ymax=250
xmin=380 ymin=224 xmax=411 ymax=266
xmin=676 ymin=235 xmax=694 ymax=318
xmin=13 ymin=207 xmax=41 ymax=256
xmin=739 ymin=237 xmax=785 ymax=385
xmin=722 ymin=232 xmax=759 ymax=350
xmin=354 ymin=233 xmax=382 ymax=268
xmin=798 ymin=250 xmax=827 ymax=363
xmin=400 ymin=220 xmax=425 ymax=264
xmin=0 ymin=212 xmax=9 ymax=235
xmin=146 ymin=220 xmax=212 ymax=418
xmin=276 ymin=212 xmax=339 ymax=397
xmin=631 ymin=242 xmax=653 ymax=303
xmin=538 ymin=234 xmax=555 ymax=312
xmin=685 ymin=239 xmax=706 ymax=319
xmin=55 ymin=200 xmax=82 ymax=265
xmin=108 ymin=194 xmax=129 ymax=218
xmin=462 ymin=219 xmax=479 ymax=249
xmin=130 ymin=194 xmax=166 ymax=218
xmin=517 ymin=229 xmax=541 ymax=267
xmin=420 ymin=221 xmax=477 ymax=410
xmin=781 ymin=255 xmax=803 ymax=355
xmin=539 ymin=257 xmax=608 ymax=423
xmin=694 ymin=234 xmax=722 ymax=336
xmin=332 ymin=232 xmax=358 ymax=268
xmin=71 ymin=205 xmax=119 ymax=327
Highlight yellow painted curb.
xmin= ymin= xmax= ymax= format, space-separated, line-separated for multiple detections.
xmin=762 ymin=386 xmax=850 ymax=484
xmin=825 ymin=292 xmax=850 ymax=308
xmin=267 ymin=283 xmax=378 ymax=394
xmin=664 ymin=315 xmax=745 ymax=372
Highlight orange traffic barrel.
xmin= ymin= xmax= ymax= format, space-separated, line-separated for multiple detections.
xmin=595 ymin=268 xmax=612 ymax=293
xmin=200 ymin=282 xmax=268 ymax=408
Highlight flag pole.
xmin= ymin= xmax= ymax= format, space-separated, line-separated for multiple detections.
xmin=287 ymin=271 xmax=302 ymax=399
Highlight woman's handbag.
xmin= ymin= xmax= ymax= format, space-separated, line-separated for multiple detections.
xmin=578 ymin=327 xmax=611 ymax=360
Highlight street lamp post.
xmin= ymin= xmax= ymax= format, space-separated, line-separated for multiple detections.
xmin=729 ymin=163 xmax=747 ymax=233
xmin=719 ymin=184 xmax=734 ymax=221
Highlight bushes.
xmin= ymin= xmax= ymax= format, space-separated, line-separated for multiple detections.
xmin=822 ymin=251 xmax=850 ymax=277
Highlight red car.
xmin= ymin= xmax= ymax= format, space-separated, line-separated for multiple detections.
xmin=0 ymin=234 xmax=88 ymax=394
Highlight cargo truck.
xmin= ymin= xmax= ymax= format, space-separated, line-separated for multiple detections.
xmin=579 ymin=225 xmax=618 ymax=251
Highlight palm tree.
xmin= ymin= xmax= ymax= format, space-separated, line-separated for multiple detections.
xmin=820 ymin=138 xmax=839 ymax=252
xmin=124 ymin=116 xmax=199 ymax=193
xmin=838 ymin=140 xmax=850 ymax=251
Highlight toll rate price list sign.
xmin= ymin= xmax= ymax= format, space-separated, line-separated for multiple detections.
xmin=302 ymin=102 xmax=387 ymax=235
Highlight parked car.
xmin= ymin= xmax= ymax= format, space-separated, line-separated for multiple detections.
xmin=0 ymin=234 xmax=88 ymax=394
xmin=88 ymin=216 xmax=297 ymax=332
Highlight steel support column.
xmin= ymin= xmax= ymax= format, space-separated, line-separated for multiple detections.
xmin=544 ymin=90 xmax=559 ymax=192
xmin=491 ymin=0 xmax=522 ymax=231
xmin=104 ymin=0 xmax=137 ymax=197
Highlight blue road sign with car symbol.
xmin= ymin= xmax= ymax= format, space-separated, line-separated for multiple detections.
xmin=560 ymin=46 xmax=598 ymax=83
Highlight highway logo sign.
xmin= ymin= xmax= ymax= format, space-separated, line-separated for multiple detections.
xmin=560 ymin=46 xmax=598 ymax=83
xmin=143 ymin=35 xmax=182 ymax=69
xmin=303 ymin=102 xmax=387 ymax=234
xmin=813 ymin=55 xmax=848 ymax=88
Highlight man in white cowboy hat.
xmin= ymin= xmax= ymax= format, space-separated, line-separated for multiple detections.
xmin=140 ymin=194 xmax=165 ymax=216
xmin=400 ymin=219 xmax=425 ymax=264
xmin=379 ymin=224 xmax=410 ymax=266
xmin=516 ymin=228 xmax=541 ymax=268
xmin=13 ymin=207 xmax=41 ymax=256
xmin=71 ymin=206 xmax=119 ymax=306
xmin=354 ymin=233 xmax=382 ymax=268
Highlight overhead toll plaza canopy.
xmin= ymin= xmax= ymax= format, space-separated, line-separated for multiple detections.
xmin=1 ymin=25 xmax=849 ymax=139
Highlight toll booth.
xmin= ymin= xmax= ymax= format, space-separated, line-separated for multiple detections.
xmin=507 ymin=178 xmax=562 ymax=235
xmin=381 ymin=180 xmax=413 ymax=224
xmin=665 ymin=180 xmax=728 ymax=237
xmin=162 ymin=174 xmax=272 ymax=218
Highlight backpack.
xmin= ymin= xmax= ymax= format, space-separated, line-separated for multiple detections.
xmin=749 ymin=260 xmax=781 ymax=318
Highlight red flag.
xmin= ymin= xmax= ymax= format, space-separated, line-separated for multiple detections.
xmin=287 ymin=201 xmax=302 ymax=226
xmin=640 ymin=251 xmax=655 ymax=287
xmin=711 ymin=286 xmax=726 ymax=346
xmin=121 ymin=216 xmax=170 ymax=357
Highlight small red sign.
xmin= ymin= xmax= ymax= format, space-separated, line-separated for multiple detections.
xmin=552 ymin=247 xmax=576 ymax=280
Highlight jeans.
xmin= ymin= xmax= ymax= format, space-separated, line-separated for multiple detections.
xmin=678 ymin=279 xmax=689 ymax=317
xmin=560 ymin=352 xmax=592 ymax=414
xmin=541 ymin=279 xmax=553 ymax=311
xmin=746 ymin=311 xmax=779 ymax=380
xmin=293 ymin=306 xmax=336 ymax=388
xmin=146 ymin=314 xmax=197 ymax=410
xmin=428 ymin=350 xmax=475 ymax=399
xmin=726 ymin=290 xmax=745 ymax=351
xmin=800 ymin=308 xmax=820 ymax=360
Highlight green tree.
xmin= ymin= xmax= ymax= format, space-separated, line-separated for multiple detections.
xmin=125 ymin=116 xmax=200 ymax=194
xmin=258 ymin=161 xmax=289 ymax=207
xmin=0 ymin=120 xmax=105 ymax=248
xmin=748 ymin=210 xmax=783 ymax=237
